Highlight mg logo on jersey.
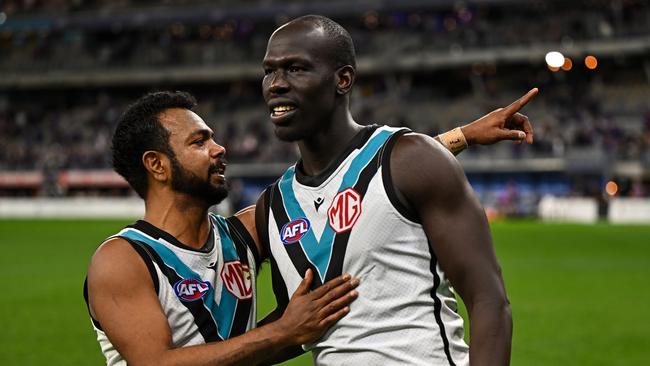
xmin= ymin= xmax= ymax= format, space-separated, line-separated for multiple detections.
xmin=280 ymin=218 xmax=311 ymax=244
xmin=328 ymin=188 xmax=362 ymax=233
xmin=221 ymin=260 xmax=253 ymax=300
xmin=174 ymin=278 xmax=211 ymax=302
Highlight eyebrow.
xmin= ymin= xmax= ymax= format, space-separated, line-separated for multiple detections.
xmin=186 ymin=128 xmax=213 ymax=142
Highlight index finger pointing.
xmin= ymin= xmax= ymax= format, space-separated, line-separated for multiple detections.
xmin=504 ymin=88 xmax=539 ymax=115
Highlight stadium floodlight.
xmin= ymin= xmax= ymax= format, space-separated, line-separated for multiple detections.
xmin=545 ymin=51 xmax=565 ymax=68
xmin=605 ymin=181 xmax=618 ymax=196
xmin=585 ymin=55 xmax=598 ymax=70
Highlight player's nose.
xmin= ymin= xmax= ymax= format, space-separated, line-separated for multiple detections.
xmin=208 ymin=140 xmax=226 ymax=158
xmin=267 ymin=70 xmax=290 ymax=95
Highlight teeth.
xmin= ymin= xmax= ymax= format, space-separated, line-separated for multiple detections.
xmin=272 ymin=105 xmax=295 ymax=113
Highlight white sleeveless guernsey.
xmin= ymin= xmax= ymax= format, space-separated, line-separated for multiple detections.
xmin=260 ymin=125 xmax=469 ymax=366
xmin=84 ymin=213 xmax=258 ymax=366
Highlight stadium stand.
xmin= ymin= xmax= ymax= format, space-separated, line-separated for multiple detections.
xmin=1 ymin=0 xmax=648 ymax=218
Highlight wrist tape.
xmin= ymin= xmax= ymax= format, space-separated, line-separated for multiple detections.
xmin=438 ymin=127 xmax=468 ymax=154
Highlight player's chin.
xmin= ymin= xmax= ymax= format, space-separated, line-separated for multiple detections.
xmin=272 ymin=125 xmax=306 ymax=142
xmin=206 ymin=184 xmax=229 ymax=206
xmin=212 ymin=177 xmax=228 ymax=191
xmin=273 ymin=124 xmax=311 ymax=142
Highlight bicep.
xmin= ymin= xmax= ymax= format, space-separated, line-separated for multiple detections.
xmin=391 ymin=134 xmax=504 ymax=305
xmin=87 ymin=239 xmax=172 ymax=363
xmin=419 ymin=181 xmax=502 ymax=304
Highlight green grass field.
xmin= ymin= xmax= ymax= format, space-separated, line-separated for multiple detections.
xmin=1 ymin=219 xmax=649 ymax=365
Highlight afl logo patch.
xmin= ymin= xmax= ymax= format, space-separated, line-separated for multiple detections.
xmin=281 ymin=218 xmax=311 ymax=244
xmin=174 ymin=278 xmax=211 ymax=302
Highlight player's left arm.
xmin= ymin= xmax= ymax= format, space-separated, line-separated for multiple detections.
xmin=391 ymin=133 xmax=512 ymax=366
xmin=435 ymin=88 xmax=538 ymax=155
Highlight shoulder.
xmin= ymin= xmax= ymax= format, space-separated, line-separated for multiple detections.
xmin=87 ymin=237 xmax=153 ymax=291
xmin=392 ymin=133 xmax=465 ymax=185
xmin=89 ymin=237 xmax=141 ymax=274
xmin=390 ymin=132 xmax=471 ymax=211
xmin=86 ymin=237 xmax=155 ymax=313
xmin=234 ymin=205 xmax=256 ymax=230
xmin=391 ymin=132 xmax=455 ymax=165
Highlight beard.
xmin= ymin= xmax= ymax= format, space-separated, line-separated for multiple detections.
xmin=169 ymin=156 xmax=229 ymax=206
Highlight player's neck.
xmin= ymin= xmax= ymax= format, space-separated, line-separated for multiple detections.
xmin=298 ymin=110 xmax=362 ymax=176
xmin=143 ymin=191 xmax=212 ymax=249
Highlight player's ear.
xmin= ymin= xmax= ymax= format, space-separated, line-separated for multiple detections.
xmin=142 ymin=151 xmax=170 ymax=183
xmin=335 ymin=65 xmax=355 ymax=96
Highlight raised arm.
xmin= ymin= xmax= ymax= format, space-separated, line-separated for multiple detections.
xmin=436 ymin=88 xmax=538 ymax=155
xmin=391 ymin=133 xmax=512 ymax=366
xmin=87 ymin=239 xmax=358 ymax=366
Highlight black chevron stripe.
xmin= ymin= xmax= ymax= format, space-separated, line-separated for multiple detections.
xmin=324 ymin=144 xmax=384 ymax=282
xmin=270 ymin=182 xmax=323 ymax=289
xmin=428 ymin=243 xmax=456 ymax=365
xmin=260 ymin=187 xmax=291 ymax=311
xmin=224 ymin=216 xmax=254 ymax=338
xmin=125 ymin=238 xmax=223 ymax=343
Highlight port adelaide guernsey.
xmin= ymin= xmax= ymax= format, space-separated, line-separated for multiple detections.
xmin=259 ymin=125 xmax=469 ymax=366
xmin=84 ymin=213 xmax=258 ymax=366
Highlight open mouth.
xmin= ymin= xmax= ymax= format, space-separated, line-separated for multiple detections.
xmin=271 ymin=105 xmax=296 ymax=118
xmin=210 ymin=163 xmax=226 ymax=179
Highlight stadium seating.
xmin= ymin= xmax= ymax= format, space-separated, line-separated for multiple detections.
xmin=1 ymin=0 xmax=648 ymax=216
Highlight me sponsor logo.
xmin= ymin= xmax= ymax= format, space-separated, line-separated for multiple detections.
xmin=328 ymin=188 xmax=362 ymax=233
xmin=280 ymin=218 xmax=311 ymax=244
xmin=221 ymin=260 xmax=253 ymax=300
xmin=174 ymin=278 xmax=211 ymax=302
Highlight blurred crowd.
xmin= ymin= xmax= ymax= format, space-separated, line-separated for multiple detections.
xmin=1 ymin=0 xmax=649 ymax=206
xmin=1 ymin=1 xmax=648 ymax=71
xmin=1 ymin=62 xmax=649 ymax=171
xmin=1 ymin=0 xmax=306 ymax=14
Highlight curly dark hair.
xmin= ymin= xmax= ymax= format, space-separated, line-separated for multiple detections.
xmin=111 ymin=91 xmax=197 ymax=198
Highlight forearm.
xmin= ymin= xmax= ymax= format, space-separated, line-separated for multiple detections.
xmin=151 ymin=268 xmax=358 ymax=366
xmin=467 ymin=299 xmax=512 ymax=366
xmin=145 ymin=322 xmax=294 ymax=366
xmin=254 ymin=310 xmax=305 ymax=363
xmin=257 ymin=345 xmax=305 ymax=366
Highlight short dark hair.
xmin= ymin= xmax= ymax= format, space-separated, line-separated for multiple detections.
xmin=111 ymin=91 xmax=197 ymax=198
xmin=288 ymin=15 xmax=356 ymax=69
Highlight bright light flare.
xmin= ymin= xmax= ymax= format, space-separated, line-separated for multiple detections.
xmin=545 ymin=51 xmax=565 ymax=68
xmin=585 ymin=55 xmax=598 ymax=70
xmin=605 ymin=181 xmax=618 ymax=196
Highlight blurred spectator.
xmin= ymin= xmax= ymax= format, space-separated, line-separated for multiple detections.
xmin=1 ymin=0 xmax=649 ymax=208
